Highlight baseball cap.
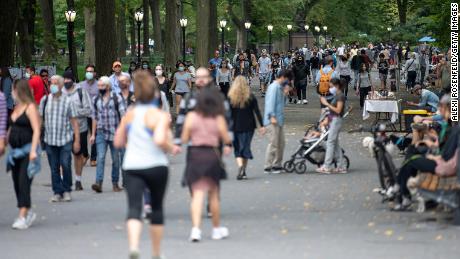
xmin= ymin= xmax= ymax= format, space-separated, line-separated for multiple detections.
xmin=112 ymin=61 xmax=122 ymax=68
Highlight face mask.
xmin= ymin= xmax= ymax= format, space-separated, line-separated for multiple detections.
xmin=142 ymin=64 xmax=148 ymax=69
xmin=155 ymin=70 xmax=163 ymax=76
xmin=25 ymin=72 xmax=31 ymax=79
xmin=130 ymin=66 xmax=136 ymax=70
xmin=50 ymin=84 xmax=59 ymax=94
xmin=85 ymin=72 xmax=94 ymax=80
xmin=178 ymin=67 xmax=185 ymax=72
xmin=99 ymin=89 xmax=107 ymax=96
xmin=329 ymin=87 xmax=337 ymax=95
xmin=64 ymin=82 xmax=73 ymax=89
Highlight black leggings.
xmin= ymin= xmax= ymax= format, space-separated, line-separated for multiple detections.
xmin=296 ymin=85 xmax=307 ymax=100
xmin=407 ymin=71 xmax=417 ymax=89
xmin=397 ymin=156 xmax=436 ymax=197
xmin=219 ymin=82 xmax=230 ymax=97
xmin=125 ymin=166 xmax=168 ymax=225
xmin=340 ymin=75 xmax=351 ymax=97
xmin=359 ymin=87 xmax=371 ymax=108
xmin=12 ymin=157 xmax=33 ymax=208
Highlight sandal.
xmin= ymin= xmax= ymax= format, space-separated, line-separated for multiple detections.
xmin=315 ymin=167 xmax=332 ymax=174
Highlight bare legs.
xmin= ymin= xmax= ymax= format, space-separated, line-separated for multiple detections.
xmin=127 ymin=219 xmax=163 ymax=257
xmin=175 ymin=94 xmax=182 ymax=114
xmin=191 ymin=186 xmax=221 ymax=229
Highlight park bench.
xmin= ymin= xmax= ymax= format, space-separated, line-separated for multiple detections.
xmin=413 ymin=150 xmax=460 ymax=225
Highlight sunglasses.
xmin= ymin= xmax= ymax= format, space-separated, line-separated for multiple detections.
xmin=41 ymin=74 xmax=48 ymax=77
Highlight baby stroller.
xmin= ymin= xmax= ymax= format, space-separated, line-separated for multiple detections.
xmin=283 ymin=107 xmax=352 ymax=174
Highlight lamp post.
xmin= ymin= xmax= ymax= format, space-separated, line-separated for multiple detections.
xmin=304 ymin=25 xmax=309 ymax=47
xmin=287 ymin=24 xmax=293 ymax=51
xmin=65 ymin=9 xmax=77 ymax=80
xmin=244 ymin=21 xmax=251 ymax=49
xmin=267 ymin=25 xmax=273 ymax=54
xmin=219 ymin=19 xmax=227 ymax=57
xmin=134 ymin=10 xmax=144 ymax=65
xmin=387 ymin=27 xmax=392 ymax=43
xmin=314 ymin=26 xmax=320 ymax=47
xmin=180 ymin=18 xmax=188 ymax=61
xmin=323 ymin=26 xmax=328 ymax=47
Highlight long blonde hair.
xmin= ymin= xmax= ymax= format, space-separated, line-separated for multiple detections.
xmin=228 ymin=76 xmax=250 ymax=108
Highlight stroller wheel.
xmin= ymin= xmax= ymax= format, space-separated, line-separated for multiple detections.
xmin=295 ymin=162 xmax=307 ymax=174
xmin=283 ymin=160 xmax=295 ymax=173
xmin=333 ymin=156 xmax=350 ymax=169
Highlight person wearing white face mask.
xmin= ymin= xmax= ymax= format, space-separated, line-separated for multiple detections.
xmin=78 ymin=64 xmax=99 ymax=167
xmin=317 ymin=78 xmax=347 ymax=174
xmin=155 ymin=64 xmax=172 ymax=109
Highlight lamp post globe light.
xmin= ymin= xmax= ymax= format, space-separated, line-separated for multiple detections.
xmin=304 ymin=24 xmax=309 ymax=47
xmin=323 ymin=26 xmax=328 ymax=47
xmin=267 ymin=25 xmax=273 ymax=54
xmin=245 ymin=21 xmax=251 ymax=48
xmin=180 ymin=18 xmax=188 ymax=61
xmin=287 ymin=24 xmax=293 ymax=51
xmin=219 ymin=19 xmax=227 ymax=56
xmin=314 ymin=26 xmax=320 ymax=46
xmin=387 ymin=27 xmax=392 ymax=42
xmin=65 ymin=9 xmax=77 ymax=80
xmin=134 ymin=10 xmax=144 ymax=65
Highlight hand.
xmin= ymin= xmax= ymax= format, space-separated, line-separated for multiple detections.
xmin=319 ymin=96 xmax=328 ymax=106
xmin=29 ymin=150 xmax=37 ymax=161
xmin=171 ymin=144 xmax=182 ymax=155
xmin=0 ymin=140 xmax=5 ymax=156
xmin=270 ymin=117 xmax=278 ymax=125
xmin=223 ymin=146 xmax=232 ymax=156
xmin=406 ymin=101 xmax=414 ymax=106
xmin=73 ymin=141 xmax=81 ymax=154
xmin=258 ymin=127 xmax=266 ymax=135
xmin=90 ymin=135 xmax=96 ymax=145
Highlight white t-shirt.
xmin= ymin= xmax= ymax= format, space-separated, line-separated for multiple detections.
xmin=258 ymin=56 xmax=272 ymax=74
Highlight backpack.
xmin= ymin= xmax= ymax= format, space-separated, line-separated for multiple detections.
xmin=93 ymin=93 xmax=121 ymax=121
xmin=318 ymin=69 xmax=334 ymax=95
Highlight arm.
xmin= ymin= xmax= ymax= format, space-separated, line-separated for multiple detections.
xmin=180 ymin=112 xmax=192 ymax=144
xmin=252 ymin=97 xmax=264 ymax=127
xmin=323 ymin=99 xmax=344 ymax=115
xmin=70 ymin=118 xmax=80 ymax=152
xmin=417 ymin=93 xmax=428 ymax=107
xmin=217 ymin=115 xmax=231 ymax=145
xmin=264 ymin=85 xmax=277 ymax=124
xmin=0 ymin=95 xmax=7 ymax=156
xmin=171 ymin=74 xmax=177 ymax=91
xmin=152 ymin=111 xmax=173 ymax=152
xmin=187 ymin=75 xmax=192 ymax=89
xmin=26 ymin=105 xmax=41 ymax=160
xmin=223 ymin=99 xmax=234 ymax=141
xmin=216 ymin=69 xmax=221 ymax=84
xmin=76 ymin=89 xmax=92 ymax=118
xmin=114 ymin=110 xmax=132 ymax=148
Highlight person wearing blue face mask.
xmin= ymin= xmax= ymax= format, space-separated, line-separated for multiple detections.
xmin=78 ymin=64 xmax=99 ymax=167
xmin=317 ymin=78 xmax=347 ymax=174
xmin=171 ymin=61 xmax=192 ymax=114
xmin=263 ymin=69 xmax=294 ymax=174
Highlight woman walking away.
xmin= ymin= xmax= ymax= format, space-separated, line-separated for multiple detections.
xmin=171 ymin=61 xmax=192 ymax=114
xmin=6 ymin=79 xmax=41 ymax=229
xmin=356 ymin=63 xmax=372 ymax=109
xmin=216 ymin=60 xmax=232 ymax=97
xmin=114 ymin=70 xmax=173 ymax=259
xmin=181 ymin=87 xmax=232 ymax=242
xmin=336 ymin=54 xmax=352 ymax=97
xmin=316 ymin=78 xmax=347 ymax=174
xmin=228 ymin=76 xmax=265 ymax=180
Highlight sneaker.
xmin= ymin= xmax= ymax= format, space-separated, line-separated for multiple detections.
xmin=63 ymin=192 xmax=72 ymax=202
xmin=75 ymin=181 xmax=83 ymax=191
xmin=50 ymin=194 xmax=62 ymax=202
xmin=12 ymin=217 xmax=28 ymax=230
xmin=271 ymin=167 xmax=283 ymax=174
xmin=264 ymin=167 xmax=272 ymax=174
xmin=242 ymin=171 xmax=248 ymax=180
xmin=236 ymin=167 xmax=244 ymax=180
xmin=297 ymin=100 xmax=302 ymax=104
xmin=315 ymin=166 xmax=332 ymax=174
xmin=212 ymin=226 xmax=229 ymax=240
xmin=189 ymin=227 xmax=202 ymax=242
xmin=25 ymin=211 xmax=37 ymax=228
xmin=334 ymin=167 xmax=348 ymax=174
xmin=302 ymin=99 xmax=309 ymax=104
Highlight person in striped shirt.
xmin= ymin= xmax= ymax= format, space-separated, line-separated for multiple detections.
xmin=0 ymin=91 xmax=7 ymax=156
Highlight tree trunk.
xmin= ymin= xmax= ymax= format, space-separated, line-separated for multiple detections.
xmin=149 ymin=0 xmax=162 ymax=52
xmin=29 ymin=0 xmax=36 ymax=56
xmin=95 ymin=0 xmax=117 ymax=76
xmin=0 ymin=0 xmax=19 ymax=66
xmin=18 ymin=0 xmax=33 ymax=65
xmin=228 ymin=0 xmax=251 ymax=51
xmin=117 ymin=1 xmax=127 ymax=57
xmin=164 ymin=0 xmax=180 ymax=69
xmin=196 ymin=0 xmax=210 ymax=67
xmin=208 ymin=0 xmax=218 ymax=58
xmin=396 ymin=0 xmax=408 ymax=25
xmin=84 ymin=6 xmax=96 ymax=65
xmin=142 ymin=0 xmax=150 ymax=57
xmin=129 ymin=9 xmax=136 ymax=57
xmin=38 ymin=0 xmax=57 ymax=60
xmin=66 ymin=0 xmax=78 ymax=80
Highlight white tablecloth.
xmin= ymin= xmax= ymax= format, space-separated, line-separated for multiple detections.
xmin=363 ymin=99 xmax=399 ymax=123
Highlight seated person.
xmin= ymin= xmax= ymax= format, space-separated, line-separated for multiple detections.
xmin=391 ymin=95 xmax=457 ymax=211
xmin=406 ymin=84 xmax=439 ymax=112
xmin=304 ymin=111 xmax=330 ymax=140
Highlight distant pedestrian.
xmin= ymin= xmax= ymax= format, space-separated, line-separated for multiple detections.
xmin=356 ymin=63 xmax=372 ymax=109
xmin=228 ymin=76 xmax=264 ymax=180
xmin=292 ymin=55 xmax=309 ymax=104
xmin=336 ymin=54 xmax=352 ymax=97
xmin=377 ymin=53 xmax=389 ymax=89
xmin=181 ymin=87 xmax=232 ymax=242
xmin=171 ymin=61 xmax=192 ymax=114
xmin=114 ymin=70 xmax=173 ymax=259
xmin=258 ymin=49 xmax=272 ymax=97
xmin=6 ymin=79 xmax=41 ymax=229
xmin=404 ymin=53 xmax=417 ymax=89
xmin=25 ymin=66 xmax=46 ymax=105
xmin=110 ymin=61 xmax=134 ymax=93
xmin=216 ymin=60 xmax=232 ymax=97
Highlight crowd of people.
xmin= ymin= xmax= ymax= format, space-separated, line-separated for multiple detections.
xmin=0 ymin=38 xmax=454 ymax=258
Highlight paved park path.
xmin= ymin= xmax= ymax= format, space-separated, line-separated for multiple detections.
xmin=1 ymin=71 xmax=459 ymax=259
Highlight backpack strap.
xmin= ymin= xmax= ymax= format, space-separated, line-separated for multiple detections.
xmin=93 ymin=95 xmax=100 ymax=115
xmin=42 ymin=95 xmax=49 ymax=122
xmin=327 ymin=70 xmax=334 ymax=76
xmin=320 ymin=68 xmax=324 ymax=76
xmin=77 ymin=88 xmax=83 ymax=104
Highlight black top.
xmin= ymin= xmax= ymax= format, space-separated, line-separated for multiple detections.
xmin=292 ymin=63 xmax=309 ymax=85
xmin=378 ymin=60 xmax=389 ymax=74
xmin=234 ymin=61 xmax=250 ymax=77
xmin=231 ymin=94 xmax=263 ymax=132
xmin=330 ymin=92 xmax=346 ymax=117
xmin=8 ymin=108 xmax=33 ymax=148
xmin=310 ymin=57 xmax=320 ymax=69
xmin=159 ymin=78 xmax=170 ymax=94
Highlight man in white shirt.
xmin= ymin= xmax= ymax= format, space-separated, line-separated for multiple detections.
xmin=257 ymin=49 xmax=272 ymax=97
xmin=109 ymin=61 xmax=133 ymax=94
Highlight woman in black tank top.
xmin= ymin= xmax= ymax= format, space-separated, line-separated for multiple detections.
xmin=7 ymin=79 xmax=41 ymax=230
